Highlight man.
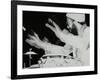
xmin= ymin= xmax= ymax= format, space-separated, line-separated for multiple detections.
xmin=45 ymin=13 xmax=90 ymax=65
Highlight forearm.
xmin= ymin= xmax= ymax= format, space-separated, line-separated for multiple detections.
xmin=25 ymin=39 xmax=48 ymax=49
xmin=58 ymin=32 xmax=82 ymax=49
xmin=39 ymin=42 xmax=52 ymax=50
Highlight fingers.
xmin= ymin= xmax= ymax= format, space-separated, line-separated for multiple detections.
xmin=48 ymin=18 xmax=61 ymax=31
xmin=25 ymin=39 xmax=30 ymax=43
xmin=46 ymin=18 xmax=61 ymax=33
xmin=28 ymin=34 xmax=36 ymax=40
xmin=48 ymin=18 xmax=53 ymax=23
xmin=45 ymin=23 xmax=55 ymax=32
xmin=25 ymin=39 xmax=36 ymax=45
xmin=48 ymin=18 xmax=58 ymax=28
xmin=34 ymin=32 xmax=40 ymax=40
xmin=28 ymin=33 xmax=39 ymax=40
xmin=26 ymin=39 xmax=41 ymax=48
xmin=23 ymin=26 xmax=26 ymax=31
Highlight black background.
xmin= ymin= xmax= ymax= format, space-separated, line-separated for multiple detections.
xmin=23 ymin=11 xmax=89 ymax=68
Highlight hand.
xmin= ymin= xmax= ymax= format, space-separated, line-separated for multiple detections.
xmin=26 ymin=32 xmax=42 ymax=48
xmin=45 ymin=18 xmax=71 ymax=43
xmin=45 ymin=18 xmax=62 ymax=38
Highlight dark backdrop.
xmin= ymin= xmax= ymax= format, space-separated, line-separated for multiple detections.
xmin=23 ymin=11 xmax=89 ymax=68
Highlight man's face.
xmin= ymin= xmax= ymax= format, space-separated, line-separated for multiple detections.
xmin=66 ymin=17 xmax=78 ymax=35
xmin=67 ymin=17 xmax=73 ymax=29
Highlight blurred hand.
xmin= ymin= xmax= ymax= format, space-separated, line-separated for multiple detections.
xmin=45 ymin=18 xmax=63 ymax=38
xmin=26 ymin=32 xmax=42 ymax=48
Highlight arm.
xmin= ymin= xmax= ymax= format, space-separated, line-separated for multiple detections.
xmin=26 ymin=32 xmax=50 ymax=50
xmin=26 ymin=32 xmax=71 ymax=56
xmin=45 ymin=18 xmax=67 ymax=42
xmin=59 ymin=32 xmax=85 ymax=49
xmin=26 ymin=32 xmax=65 ymax=52
xmin=45 ymin=18 xmax=83 ymax=49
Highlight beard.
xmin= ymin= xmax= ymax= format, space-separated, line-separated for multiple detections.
xmin=68 ymin=23 xmax=78 ymax=35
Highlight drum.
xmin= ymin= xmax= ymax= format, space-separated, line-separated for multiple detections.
xmin=38 ymin=53 xmax=71 ymax=68
xmin=38 ymin=53 xmax=82 ymax=68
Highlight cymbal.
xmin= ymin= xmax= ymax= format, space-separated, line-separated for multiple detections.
xmin=25 ymin=51 xmax=37 ymax=55
xmin=42 ymin=53 xmax=69 ymax=57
